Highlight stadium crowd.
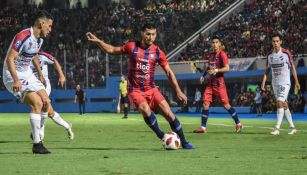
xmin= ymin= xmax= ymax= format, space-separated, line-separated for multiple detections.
xmin=0 ymin=0 xmax=235 ymax=89
xmin=177 ymin=0 xmax=306 ymax=62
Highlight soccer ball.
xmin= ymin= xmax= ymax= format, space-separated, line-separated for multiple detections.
xmin=162 ymin=131 xmax=181 ymax=150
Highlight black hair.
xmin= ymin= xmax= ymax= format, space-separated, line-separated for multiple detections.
xmin=211 ymin=35 xmax=220 ymax=41
xmin=141 ymin=23 xmax=156 ymax=32
xmin=271 ymin=33 xmax=283 ymax=40
xmin=34 ymin=10 xmax=53 ymax=24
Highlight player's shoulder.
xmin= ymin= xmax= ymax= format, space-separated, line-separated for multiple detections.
xmin=281 ymin=48 xmax=291 ymax=56
xmin=266 ymin=50 xmax=274 ymax=57
xmin=38 ymin=51 xmax=56 ymax=61
xmin=15 ymin=28 xmax=31 ymax=41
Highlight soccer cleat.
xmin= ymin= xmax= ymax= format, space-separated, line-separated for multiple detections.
xmin=235 ymin=123 xmax=243 ymax=133
xmin=270 ymin=128 xmax=280 ymax=135
xmin=67 ymin=123 xmax=74 ymax=140
xmin=193 ymin=127 xmax=207 ymax=133
xmin=182 ymin=142 xmax=195 ymax=150
xmin=288 ymin=128 xmax=297 ymax=135
xmin=122 ymin=116 xmax=128 ymax=119
xmin=32 ymin=142 xmax=51 ymax=154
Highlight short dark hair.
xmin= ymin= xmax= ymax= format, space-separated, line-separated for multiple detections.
xmin=271 ymin=33 xmax=282 ymax=40
xmin=34 ymin=10 xmax=53 ymax=24
xmin=141 ymin=23 xmax=156 ymax=32
xmin=211 ymin=35 xmax=220 ymax=41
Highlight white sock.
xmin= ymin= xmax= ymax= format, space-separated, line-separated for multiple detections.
xmin=51 ymin=112 xmax=70 ymax=129
xmin=275 ymin=108 xmax=284 ymax=129
xmin=40 ymin=112 xmax=48 ymax=140
xmin=284 ymin=109 xmax=295 ymax=128
xmin=30 ymin=113 xmax=41 ymax=144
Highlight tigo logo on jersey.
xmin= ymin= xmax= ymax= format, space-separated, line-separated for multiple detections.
xmin=137 ymin=63 xmax=150 ymax=73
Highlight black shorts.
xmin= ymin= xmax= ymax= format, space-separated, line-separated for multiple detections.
xmin=121 ymin=95 xmax=129 ymax=104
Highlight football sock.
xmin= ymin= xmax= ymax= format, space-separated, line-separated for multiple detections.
xmin=284 ymin=108 xmax=295 ymax=128
xmin=169 ymin=117 xmax=188 ymax=144
xmin=227 ymin=107 xmax=240 ymax=124
xmin=124 ymin=107 xmax=128 ymax=117
xmin=201 ymin=109 xmax=209 ymax=127
xmin=40 ymin=112 xmax=48 ymax=139
xmin=143 ymin=112 xmax=164 ymax=139
xmin=276 ymin=108 xmax=284 ymax=129
xmin=30 ymin=113 xmax=41 ymax=144
xmin=51 ymin=112 xmax=70 ymax=129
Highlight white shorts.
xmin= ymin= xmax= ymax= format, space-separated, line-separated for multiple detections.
xmin=3 ymin=69 xmax=45 ymax=102
xmin=272 ymin=83 xmax=290 ymax=102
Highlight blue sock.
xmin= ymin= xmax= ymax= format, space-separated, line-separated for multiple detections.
xmin=143 ymin=112 xmax=164 ymax=139
xmin=201 ymin=109 xmax=209 ymax=127
xmin=169 ymin=117 xmax=188 ymax=144
xmin=227 ymin=107 xmax=240 ymax=124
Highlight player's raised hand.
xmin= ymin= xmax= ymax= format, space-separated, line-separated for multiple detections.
xmin=177 ymin=91 xmax=187 ymax=105
xmin=58 ymin=75 xmax=66 ymax=87
xmin=86 ymin=32 xmax=100 ymax=43
xmin=12 ymin=80 xmax=22 ymax=93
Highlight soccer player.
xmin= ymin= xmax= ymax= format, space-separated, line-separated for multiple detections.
xmin=193 ymin=36 xmax=243 ymax=133
xmin=261 ymin=33 xmax=300 ymax=135
xmin=74 ymin=84 xmax=86 ymax=115
xmin=119 ymin=75 xmax=129 ymax=119
xmin=31 ymin=51 xmax=74 ymax=140
xmin=2 ymin=10 xmax=53 ymax=154
xmin=87 ymin=23 xmax=195 ymax=149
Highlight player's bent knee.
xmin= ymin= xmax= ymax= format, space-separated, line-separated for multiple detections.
xmin=32 ymin=100 xmax=43 ymax=112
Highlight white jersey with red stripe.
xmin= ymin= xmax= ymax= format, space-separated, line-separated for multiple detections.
xmin=3 ymin=27 xmax=43 ymax=74
xmin=30 ymin=51 xmax=56 ymax=79
xmin=267 ymin=48 xmax=293 ymax=86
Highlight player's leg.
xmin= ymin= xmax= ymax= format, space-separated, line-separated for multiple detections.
xmin=129 ymin=91 xmax=165 ymax=139
xmin=281 ymin=85 xmax=296 ymax=134
xmin=218 ymin=84 xmax=242 ymax=132
xmin=284 ymin=102 xmax=296 ymax=134
xmin=82 ymin=101 xmax=86 ymax=114
xmin=78 ymin=102 xmax=82 ymax=115
xmin=271 ymin=84 xmax=289 ymax=135
xmin=24 ymin=92 xmax=50 ymax=154
xmin=123 ymin=102 xmax=129 ymax=119
xmin=48 ymin=105 xmax=74 ymax=139
xmin=155 ymin=99 xmax=195 ymax=149
xmin=38 ymin=79 xmax=51 ymax=140
xmin=193 ymin=86 xmax=212 ymax=133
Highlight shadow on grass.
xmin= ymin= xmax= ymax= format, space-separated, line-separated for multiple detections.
xmin=52 ymin=147 xmax=163 ymax=151
xmin=0 ymin=140 xmax=29 ymax=143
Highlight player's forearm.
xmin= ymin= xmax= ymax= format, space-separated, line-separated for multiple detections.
xmin=96 ymin=40 xmax=116 ymax=54
xmin=291 ymin=66 xmax=299 ymax=84
xmin=166 ymin=69 xmax=182 ymax=94
xmin=54 ymin=60 xmax=65 ymax=78
xmin=216 ymin=65 xmax=229 ymax=73
xmin=32 ymin=56 xmax=43 ymax=77
xmin=6 ymin=56 xmax=18 ymax=82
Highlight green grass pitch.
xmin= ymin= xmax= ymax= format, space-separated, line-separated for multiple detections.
xmin=0 ymin=113 xmax=306 ymax=175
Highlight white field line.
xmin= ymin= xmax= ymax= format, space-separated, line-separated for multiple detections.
xmin=98 ymin=117 xmax=307 ymax=132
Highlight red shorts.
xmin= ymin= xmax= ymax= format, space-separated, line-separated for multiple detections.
xmin=128 ymin=87 xmax=165 ymax=110
xmin=203 ymin=78 xmax=229 ymax=105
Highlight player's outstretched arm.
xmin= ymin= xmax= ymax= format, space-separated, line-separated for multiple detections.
xmin=162 ymin=64 xmax=187 ymax=104
xmin=6 ymin=49 xmax=21 ymax=92
xmin=53 ymin=59 xmax=66 ymax=87
xmin=261 ymin=66 xmax=270 ymax=91
xmin=86 ymin=32 xmax=121 ymax=55
xmin=32 ymin=56 xmax=46 ymax=87
xmin=290 ymin=61 xmax=300 ymax=91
